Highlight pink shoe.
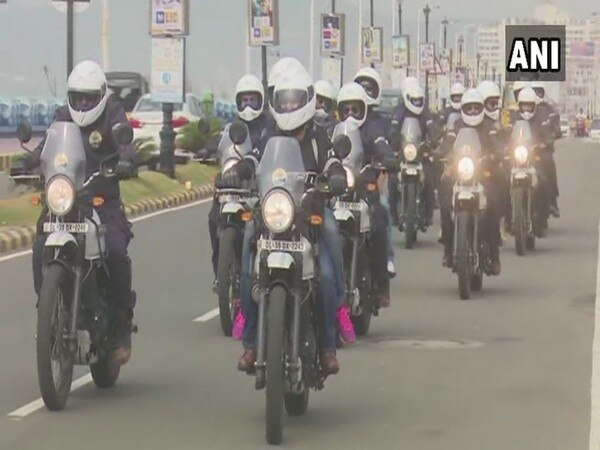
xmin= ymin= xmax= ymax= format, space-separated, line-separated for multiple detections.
xmin=336 ymin=303 xmax=356 ymax=344
xmin=232 ymin=308 xmax=245 ymax=341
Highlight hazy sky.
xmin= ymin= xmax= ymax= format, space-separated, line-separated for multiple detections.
xmin=0 ymin=0 xmax=594 ymax=98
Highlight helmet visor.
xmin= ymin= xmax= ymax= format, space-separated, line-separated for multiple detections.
xmin=533 ymin=87 xmax=545 ymax=99
xmin=236 ymin=91 xmax=263 ymax=111
xmin=316 ymin=95 xmax=333 ymax=114
xmin=461 ymin=102 xmax=484 ymax=116
xmin=450 ymin=94 xmax=462 ymax=104
xmin=408 ymin=95 xmax=424 ymax=108
xmin=356 ymin=77 xmax=380 ymax=101
xmin=484 ymin=96 xmax=500 ymax=112
xmin=519 ymin=101 xmax=536 ymax=114
xmin=272 ymin=89 xmax=308 ymax=114
xmin=338 ymin=100 xmax=366 ymax=122
xmin=68 ymin=90 xmax=102 ymax=113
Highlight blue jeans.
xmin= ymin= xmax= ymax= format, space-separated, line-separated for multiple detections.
xmin=241 ymin=208 xmax=342 ymax=352
xmin=379 ymin=189 xmax=395 ymax=265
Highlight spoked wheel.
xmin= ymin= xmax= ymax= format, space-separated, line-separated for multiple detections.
xmin=455 ymin=211 xmax=473 ymax=300
xmin=36 ymin=264 xmax=75 ymax=411
xmin=265 ymin=285 xmax=286 ymax=445
xmin=217 ymin=227 xmax=239 ymax=337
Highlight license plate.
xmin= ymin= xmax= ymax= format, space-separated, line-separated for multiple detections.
xmin=404 ymin=168 xmax=419 ymax=176
xmin=457 ymin=191 xmax=474 ymax=200
xmin=43 ymin=222 xmax=88 ymax=233
xmin=257 ymin=239 xmax=306 ymax=252
xmin=336 ymin=201 xmax=363 ymax=211
xmin=219 ymin=194 xmax=243 ymax=203
xmin=514 ymin=172 xmax=528 ymax=180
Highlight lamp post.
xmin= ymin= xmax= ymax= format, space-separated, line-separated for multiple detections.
xmin=397 ymin=0 xmax=403 ymax=34
xmin=476 ymin=52 xmax=481 ymax=83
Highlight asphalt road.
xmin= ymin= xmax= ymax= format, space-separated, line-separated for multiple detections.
xmin=0 ymin=138 xmax=598 ymax=450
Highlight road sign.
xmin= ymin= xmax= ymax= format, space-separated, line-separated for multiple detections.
xmin=149 ymin=0 xmax=190 ymax=36
xmin=248 ymin=0 xmax=280 ymax=46
xmin=419 ymin=42 xmax=435 ymax=71
xmin=321 ymin=13 xmax=345 ymax=57
xmin=362 ymin=27 xmax=383 ymax=63
xmin=51 ymin=0 xmax=91 ymax=13
xmin=151 ymin=37 xmax=185 ymax=104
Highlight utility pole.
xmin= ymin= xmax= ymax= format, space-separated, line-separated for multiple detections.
xmin=424 ymin=4 xmax=431 ymax=106
xmin=398 ymin=0 xmax=402 ymax=34
xmin=101 ymin=0 xmax=109 ymax=71
xmin=442 ymin=17 xmax=448 ymax=48
xmin=370 ymin=0 xmax=375 ymax=68
xmin=67 ymin=0 xmax=74 ymax=77
xmin=476 ymin=53 xmax=481 ymax=83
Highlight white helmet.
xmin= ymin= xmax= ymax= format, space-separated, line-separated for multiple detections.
xmin=270 ymin=70 xmax=316 ymax=132
xmin=354 ymin=66 xmax=382 ymax=106
xmin=67 ymin=60 xmax=109 ymax=127
xmin=267 ymin=57 xmax=307 ymax=105
xmin=531 ymin=81 xmax=545 ymax=104
xmin=314 ymin=79 xmax=336 ymax=119
xmin=460 ymin=88 xmax=485 ymax=127
xmin=478 ymin=80 xmax=501 ymax=121
xmin=336 ymin=82 xmax=368 ymax=128
xmin=403 ymin=82 xmax=425 ymax=116
xmin=235 ymin=74 xmax=264 ymax=122
xmin=517 ymin=87 xmax=537 ymax=121
xmin=512 ymin=80 xmax=530 ymax=101
xmin=450 ymin=82 xmax=466 ymax=111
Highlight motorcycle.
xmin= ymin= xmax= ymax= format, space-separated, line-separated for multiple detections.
xmin=398 ymin=117 xmax=428 ymax=248
xmin=16 ymin=120 xmax=135 ymax=411
xmin=331 ymin=121 xmax=375 ymax=335
xmin=247 ymin=124 xmax=351 ymax=445
xmin=509 ymin=120 xmax=537 ymax=255
xmin=449 ymin=128 xmax=493 ymax=300
xmin=195 ymin=121 xmax=258 ymax=336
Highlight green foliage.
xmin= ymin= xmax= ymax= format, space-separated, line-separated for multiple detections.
xmin=176 ymin=118 xmax=222 ymax=152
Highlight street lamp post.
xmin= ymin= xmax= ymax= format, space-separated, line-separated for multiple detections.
xmin=484 ymin=61 xmax=488 ymax=80
xmin=398 ymin=0 xmax=403 ymax=34
xmin=476 ymin=53 xmax=481 ymax=83
xmin=441 ymin=17 xmax=448 ymax=48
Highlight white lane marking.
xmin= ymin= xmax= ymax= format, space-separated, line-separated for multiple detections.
xmin=590 ymin=222 xmax=600 ymax=450
xmin=193 ymin=307 xmax=219 ymax=323
xmin=0 ymin=197 xmax=212 ymax=263
xmin=7 ymin=373 xmax=93 ymax=419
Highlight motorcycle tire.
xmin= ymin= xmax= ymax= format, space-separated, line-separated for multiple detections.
xmin=37 ymin=264 xmax=75 ymax=411
xmin=456 ymin=211 xmax=473 ymax=300
xmin=513 ymin=188 xmax=526 ymax=256
xmin=217 ymin=227 xmax=239 ymax=337
xmin=404 ymin=182 xmax=418 ymax=249
xmin=265 ymin=285 xmax=286 ymax=445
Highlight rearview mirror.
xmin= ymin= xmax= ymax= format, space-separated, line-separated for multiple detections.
xmin=112 ymin=123 xmax=134 ymax=145
xmin=17 ymin=121 xmax=32 ymax=144
xmin=197 ymin=118 xmax=210 ymax=135
xmin=229 ymin=121 xmax=248 ymax=146
xmin=332 ymin=134 xmax=351 ymax=160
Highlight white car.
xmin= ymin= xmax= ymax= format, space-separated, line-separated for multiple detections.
xmin=590 ymin=119 xmax=600 ymax=141
xmin=129 ymin=93 xmax=204 ymax=147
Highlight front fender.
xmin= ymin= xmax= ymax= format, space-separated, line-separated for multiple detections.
xmin=45 ymin=231 xmax=78 ymax=248
xmin=221 ymin=202 xmax=245 ymax=214
xmin=267 ymin=252 xmax=295 ymax=269
xmin=334 ymin=209 xmax=354 ymax=222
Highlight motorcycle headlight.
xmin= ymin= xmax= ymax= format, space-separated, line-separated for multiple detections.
xmin=457 ymin=157 xmax=475 ymax=182
xmin=46 ymin=175 xmax=75 ymax=216
xmin=403 ymin=143 xmax=418 ymax=162
xmin=343 ymin=165 xmax=355 ymax=189
xmin=514 ymin=145 xmax=528 ymax=165
xmin=262 ymin=189 xmax=294 ymax=234
xmin=221 ymin=157 xmax=239 ymax=174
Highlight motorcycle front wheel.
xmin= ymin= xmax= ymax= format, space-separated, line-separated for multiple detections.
xmin=403 ymin=182 xmax=418 ymax=249
xmin=455 ymin=211 xmax=473 ymax=300
xmin=512 ymin=188 xmax=527 ymax=256
xmin=37 ymin=264 xmax=75 ymax=411
xmin=217 ymin=226 xmax=239 ymax=336
xmin=265 ymin=285 xmax=286 ymax=445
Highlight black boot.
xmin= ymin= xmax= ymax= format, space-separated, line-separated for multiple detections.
xmin=489 ymin=245 xmax=501 ymax=276
xmin=442 ymin=246 xmax=453 ymax=269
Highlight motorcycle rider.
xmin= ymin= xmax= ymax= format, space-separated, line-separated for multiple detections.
xmin=531 ymin=81 xmax=560 ymax=218
xmin=517 ymin=87 xmax=553 ymax=237
xmin=439 ymin=88 xmax=503 ymax=275
xmin=199 ymin=74 xmax=268 ymax=328
xmin=388 ymin=78 xmax=436 ymax=228
xmin=314 ymin=79 xmax=338 ymax=139
xmin=338 ymin=81 xmax=398 ymax=308
xmin=440 ymin=82 xmax=466 ymax=125
xmin=353 ymin=67 xmax=397 ymax=279
xmin=478 ymin=80 xmax=510 ymax=238
xmin=226 ymin=68 xmax=348 ymax=375
xmin=25 ymin=60 xmax=137 ymax=365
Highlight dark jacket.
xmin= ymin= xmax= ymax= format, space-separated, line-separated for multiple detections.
xmin=207 ymin=113 xmax=268 ymax=155
xmin=314 ymin=114 xmax=338 ymax=140
xmin=442 ymin=118 xmax=502 ymax=158
xmin=26 ymin=98 xmax=137 ymax=201
xmin=388 ymin=103 xmax=433 ymax=149
xmin=360 ymin=110 xmax=395 ymax=164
